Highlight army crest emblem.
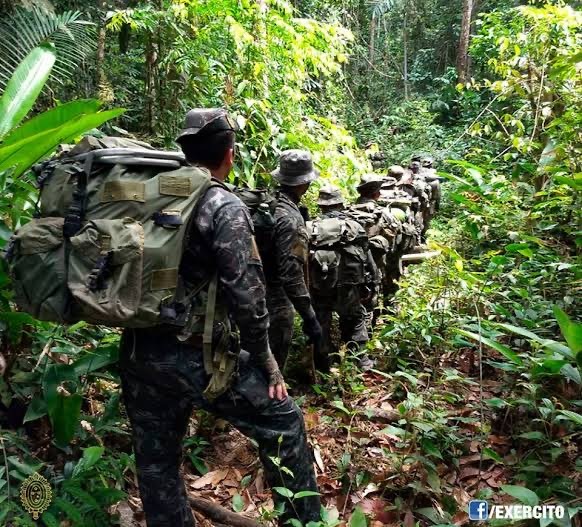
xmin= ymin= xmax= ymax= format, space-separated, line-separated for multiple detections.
xmin=20 ymin=472 xmax=52 ymax=519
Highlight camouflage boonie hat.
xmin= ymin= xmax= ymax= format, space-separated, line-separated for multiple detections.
xmin=357 ymin=174 xmax=384 ymax=193
xmin=317 ymin=184 xmax=344 ymax=207
xmin=271 ymin=150 xmax=319 ymax=186
xmin=388 ymin=165 xmax=405 ymax=178
xmin=176 ymin=108 xmax=237 ymax=143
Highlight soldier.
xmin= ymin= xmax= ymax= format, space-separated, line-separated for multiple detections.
xmin=421 ymin=156 xmax=442 ymax=214
xmin=264 ymin=150 xmax=323 ymax=370
xmin=309 ymin=184 xmax=375 ymax=371
xmin=119 ymin=110 xmax=320 ymax=527
xmin=356 ymin=174 xmax=384 ymax=204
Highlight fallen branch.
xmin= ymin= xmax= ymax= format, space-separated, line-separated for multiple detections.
xmin=400 ymin=250 xmax=442 ymax=264
xmin=189 ymin=497 xmax=261 ymax=527
xmin=360 ymin=407 xmax=400 ymax=423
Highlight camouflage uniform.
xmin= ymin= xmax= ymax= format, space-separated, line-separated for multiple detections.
xmin=311 ymin=185 xmax=373 ymax=371
xmin=264 ymin=151 xmax=321 ymax=370
xmin=119 ymin=111 xmax=320 ymax=527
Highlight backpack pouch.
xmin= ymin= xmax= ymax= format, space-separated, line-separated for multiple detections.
xmin=68 ymin=218 xmax=144 ymax=325
xmin=339 ymin=245 xmax=366 ymax=285
xmin=8 ymin=218 xmax=68 ymax=322
xmin=310 ymin=249 xmax=340 ymax=293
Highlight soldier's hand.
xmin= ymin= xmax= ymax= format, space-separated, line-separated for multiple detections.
xmin=303 ymin=314 xmax=323 ymax=344
xmin=269 ymin=378 xmax=289 ymax=400
xmin=252 ymin=348 xmax=288 ymax=400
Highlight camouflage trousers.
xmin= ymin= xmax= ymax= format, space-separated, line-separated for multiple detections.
xmin=119 ymin=329 xmax=320 ymax=527
xmin=266 ymin=289 xmax=295 ymax=370
xmin=313 ymin=284 xmax=369 ymax=372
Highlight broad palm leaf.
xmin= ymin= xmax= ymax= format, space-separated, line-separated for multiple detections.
xmin=0 ymin=6 xmax=96 ymax=91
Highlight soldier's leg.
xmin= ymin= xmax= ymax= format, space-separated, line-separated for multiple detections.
xmin=119 ymin=330 xmax=196 ymax=527
xmin=267 ymin=294 xmax=295 ymax=369
xmin=337 ymin=287 xmax=374 ymax=369
xmin=313 ymin=294 xmax=334 ymax=372
xmin=211 ymin=353 xmax=321 ymax=525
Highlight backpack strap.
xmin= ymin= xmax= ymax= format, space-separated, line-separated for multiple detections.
xmin=202 ymin=273 xmax=218 ymax=375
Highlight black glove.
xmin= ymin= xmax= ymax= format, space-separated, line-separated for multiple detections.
xmin=303 ymin=314 xmax=323 ymax=345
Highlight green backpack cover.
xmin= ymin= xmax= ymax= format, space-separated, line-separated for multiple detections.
xmin=6 ymin=136 xmax=213 ymax=329
xmin=306 ymin=217 xmax=368 ymax=293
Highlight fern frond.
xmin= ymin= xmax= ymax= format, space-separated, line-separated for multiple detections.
xmin=0 ymin=6 xmax=96 ymax=90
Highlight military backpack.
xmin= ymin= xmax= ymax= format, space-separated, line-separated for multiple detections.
xmin=306 ymin=217 xmax=368 ymax=294
xmin=6 ymin=136 xmax=217 ymax=330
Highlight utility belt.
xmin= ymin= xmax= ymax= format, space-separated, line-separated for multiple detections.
xmin=165 ymin=274 xmax=242 ymax=401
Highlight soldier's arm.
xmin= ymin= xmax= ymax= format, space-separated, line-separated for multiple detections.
xmin=211 ymin=201 xmax=270 ymax=356
xmin=275 ymin=215 xmax=316 ymax=322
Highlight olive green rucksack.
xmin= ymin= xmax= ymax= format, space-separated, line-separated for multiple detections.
xmin=6 ymin=136 xmax=214 ymax=329
xmin=306 ymin=217 xmax=368 ymax=294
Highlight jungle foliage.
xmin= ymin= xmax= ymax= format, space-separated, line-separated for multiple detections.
xmin=0 ymin=0 xmax=579 ymax=525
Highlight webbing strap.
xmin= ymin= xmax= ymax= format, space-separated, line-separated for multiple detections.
xmin=202 ymin=273 xmax=218 ymax=375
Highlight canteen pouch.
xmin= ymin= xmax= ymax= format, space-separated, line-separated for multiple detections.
xmin=68 ymin=218 xmax=144 ymax=324
xmin=311 ymin=249 xmax=340 ymax=293
xmin=6 ymin=217 xmax=69 ymax=322
xmin=203 ymin=322 xmax=240 ymax=402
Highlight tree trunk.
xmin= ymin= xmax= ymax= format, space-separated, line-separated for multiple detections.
xmin=145 ymin=36 xmax=156 ymax=134
xmin=456 ymin=0 xmax=473 ymax=84
xmin=369 ymin=14 xmax=376 ymax=65
xmin=255 ymin=0 xmax=269 ymax=99
xmin=403 ymin=8 xmax=409 ymax=100
xmin=96 ymin=0 xmax=107 ymax=99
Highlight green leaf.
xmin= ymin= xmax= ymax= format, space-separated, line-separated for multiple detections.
xmin=560 ymin=364 xmax=581 ymax=385
xmin=273 ymin=487 xmax=294 ymax=499
xmin=482 ymin=447 xmax=503 ymax=463
xmin=331 ymin=400 xmax=351 ymax=415
xmin=349 ymin=506 xmax=368 ymax=527
xmin=23 ymin=396 xmax=48 ymax=423
xmin=519 ymin=431 xmax=545 ymax=440
xmin=0 ymin=44 xmax=56 ymax=140
xmin=52 ymin=393 xmax=82 ymax=446
xmin=553 ymin=306 xmax=582 ymax=354
xmin=1 ymin=99 xmax=101 ymax=146
xmin=0 ymin=107 xmax=124 ymax=177
xmin=500 ymin=485 xmax=539 ymax=506
xmin=240 ymin=474 xmax=252 ymax=489
xmin=456 ymin=329 xmax=523 ymax=365
xmin=421 ymin=438 xmax=443 ymax=460
xmin=232 ymin=493 xmax=244 ymax=513
xmin=294 ymin=491 xmax=321 ymax=499
xmin=495 ymin=323 xmax=543 ymax=343
xmin=556 ymin=410 xmax=582 ymax=427
xmin=41 ymin=511 xmax=60 ymax=527
xmin=82 ymin=446 xmax=104 ymax=470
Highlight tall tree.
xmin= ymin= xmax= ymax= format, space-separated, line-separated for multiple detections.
xmin=456 ymin=0 xmax=473 ymax=83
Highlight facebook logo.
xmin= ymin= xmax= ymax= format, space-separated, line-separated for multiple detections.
xmin=469 ymin=500 xmax=489 ymax=521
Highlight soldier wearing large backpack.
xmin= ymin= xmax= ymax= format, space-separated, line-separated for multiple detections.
xmin=355 ymin=174 xmax=384 ymax=204
xmin=264 ymin=150 xmax=323 ymax=370
xmin=309 ymin=185 xmax=375 ymax=371
xmin=7 ymin=109 xmax=322 ymax=526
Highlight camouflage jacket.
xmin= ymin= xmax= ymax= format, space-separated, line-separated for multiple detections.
xmin=265 ymin=190 xmax=315 ymax=321
xmin=181 ymin=179 xmax=269 ymax=356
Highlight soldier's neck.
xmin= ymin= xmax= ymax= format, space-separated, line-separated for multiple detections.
xmin=281 ymin=188 xmax=301 ymax=204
